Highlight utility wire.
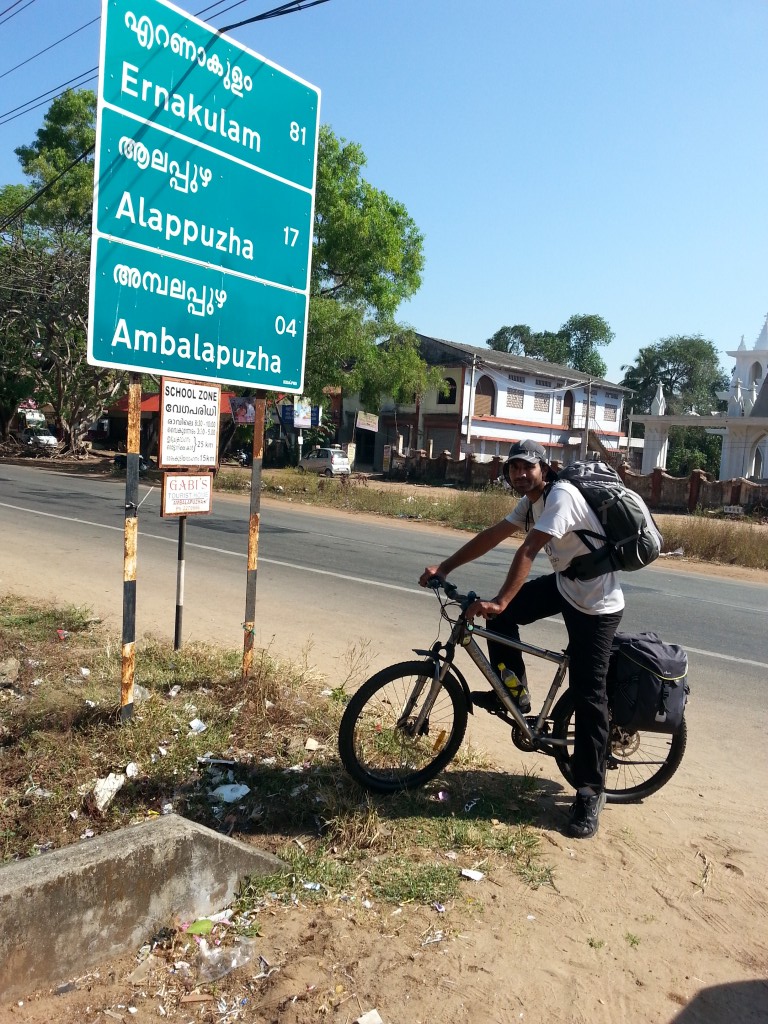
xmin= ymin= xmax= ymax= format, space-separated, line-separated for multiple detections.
xmin=0 ymin=144 xmax=94 ymax=233
xmin=221 ymin=0 xmax=330 ymax=31
xmin=0 ymin=67 xmax=98 ymax=123
xmin=0 ymin=0 xmax=333 ymax=229
xmin=0 ymin=16 xmax=99 ymax=79
xmin=0 ymin=0 xmax=36 ymax=27
xmin=0 ymin=0 xmax=24 ymax=17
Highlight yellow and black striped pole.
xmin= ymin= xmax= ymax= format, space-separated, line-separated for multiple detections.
xmin=121 ymin=374 xmax=142 ymax=722
xmin=242 ymin=396 xmax=265 ymax=681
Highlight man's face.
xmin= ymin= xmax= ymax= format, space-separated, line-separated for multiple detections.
xmin=509 ymin=458 xmax=545 ymax=496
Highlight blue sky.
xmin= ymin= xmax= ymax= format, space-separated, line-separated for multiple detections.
xmin=1 ymin=0 xmax=766 ymax=384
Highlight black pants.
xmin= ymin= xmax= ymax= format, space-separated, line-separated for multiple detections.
xmin=485 ymin=574 xmax=622 ymax=793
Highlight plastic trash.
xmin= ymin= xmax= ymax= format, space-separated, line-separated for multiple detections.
xmin=168 ymin=685 xmax=181 ymax=698
xmin=461 ymin=868 xmax=485 ymax=881
xmin=209 ymin=783 xmax=250 ymax=803
xmin=196 ymin=936 xmax=257 ymax=983
xmin=125 ymin=762 xmax=139 ymax=779
xmin=79 ymin=667 xmax=91 ymax=678
xmin=89 ymin=773 xmax=125 ymax=813
xmin=356 ymin=1010 xmax=384 ymax=1024
xmin=186 ymin=919 xmax=215 ymax=935
xmin=189 ymin=718 xmax=207 ymax=734
xmin=304 ymin=737 xmax=320 ymax=751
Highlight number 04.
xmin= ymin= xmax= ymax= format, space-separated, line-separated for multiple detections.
xmin=275 ymin=316 xmax=297 ymax=337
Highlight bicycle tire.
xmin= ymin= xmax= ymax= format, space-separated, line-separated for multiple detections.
xmin=551 ymin=691 xmax=687 ymax=803
xmin=338 ymin=661 xmax=468 ymax=793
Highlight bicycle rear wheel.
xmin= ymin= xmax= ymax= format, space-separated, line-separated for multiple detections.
xmin=552 ymin=691 xmax=687 ymax=803
xmin=338 ymin=661 xmax=468 ymax=793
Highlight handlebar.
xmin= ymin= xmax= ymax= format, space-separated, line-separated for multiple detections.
xmin=426 ymin=576 xmax=478 ymax=611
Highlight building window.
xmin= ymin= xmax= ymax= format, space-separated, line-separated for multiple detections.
xmin=437 ymin=376 xmax=457 ymax=405
xmin=506 ymin=387 xmax=524 ymax=409
xmin=555 ymin=396 xmax=563 ymax=414
xmin=604 ymin=391 xmax=619 ymax=400
xmin=534 ymin=392 xmax=550 ymax=412
xmin=508 ymin=373 xmax=525 ymax=383
xmin=474 ymin=375 xmax=496 ymax=416
xmin=604 ymin=404 xmax=617 ymax=422
xmin=535 ymin=378 xmax=549 ymax=387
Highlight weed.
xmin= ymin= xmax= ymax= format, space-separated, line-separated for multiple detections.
xmin=624 ymin=932 xmax=641 ymax=948
xmin=588 ymin=937 xmax=605 ymax=949
xmin=0 ymin=596 xmax=552 ymax=905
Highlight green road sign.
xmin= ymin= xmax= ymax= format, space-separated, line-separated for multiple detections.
xmin=92 ymin=238 xmax=308 ymax=388
xmin=88 ymin=0 xmax=320 ymax=392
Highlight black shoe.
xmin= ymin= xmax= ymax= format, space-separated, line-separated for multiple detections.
xmin=567 ymin=790 xmax=606 ymax=839
xmin=470 ymin=689 xmax=506 ymax=714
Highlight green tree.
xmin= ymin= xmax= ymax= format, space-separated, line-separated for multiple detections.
xmin=558 ymin=313 xmax=612 ymax=377
xmin=621 ymin=335 xmax=728 ymax=476
xmin=485 ymin=324 xmax=531 ymax=354
xmin=304 ymin=126 xmax=429 ymax=406
xmin=0 ymin=90 xmax=125 ymax=450
xmin=620 ymin=335 xmax=727 ymax=415
xmin=484 ymin=313 xmax=613 ymax=376
xmin=526 ymin=329 xmax=571 ymax=366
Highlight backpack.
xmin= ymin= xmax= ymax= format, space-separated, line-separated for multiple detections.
xmin=607 ymin=631 xmax=689 ymax=734
xmin=553 ymin=461 xmax=662 ymax=581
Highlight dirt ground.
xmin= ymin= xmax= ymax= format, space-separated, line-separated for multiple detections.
xmin=2 ymin=457 xmax=768 ymax=1023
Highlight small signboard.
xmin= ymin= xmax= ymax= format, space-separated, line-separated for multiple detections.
xmin=159 ymin=377 xmax=221 ymax=468
xmin=161 ymin=472 xmax=213 ymax=517
xmin=356 ymin=411 xmax=379 ymax=432
xmin=230 ymin=397 xmax=256 ymax=425
xmin=294 ymin=396 xmax=312 ymax=428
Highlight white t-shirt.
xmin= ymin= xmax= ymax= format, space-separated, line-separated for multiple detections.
xmin=505 ymin=481 xmax=625 ymax=615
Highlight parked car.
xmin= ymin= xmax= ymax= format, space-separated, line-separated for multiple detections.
xmin=297 ymin=446 xmax=351 ymax=477
xmin=19 ymin=426 xmax=59 ymax=450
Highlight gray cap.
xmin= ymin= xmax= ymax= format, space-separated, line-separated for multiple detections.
xmin=507 ymin=439 xmax=548 ymax=465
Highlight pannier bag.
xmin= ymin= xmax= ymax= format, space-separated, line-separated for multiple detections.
xmin=608 ymin=631 xmax=689 ymax=734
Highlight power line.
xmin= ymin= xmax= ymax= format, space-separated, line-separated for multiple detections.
xmin=221 ymin=0 xmax=330 ymax=31
xmin=0 ymin=68 xmax=98 ymax=125
xmin=0 ymin=16 xmax=99 ymax=80
xmin=0 ymin=0 xmax=36 ymax=27
xmin=0 ymin=0 xmax=333 ymax=229
xmin=0 ymin=143 xmax=94 ymax=233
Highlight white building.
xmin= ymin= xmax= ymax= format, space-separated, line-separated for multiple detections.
xmin=343 ymin=334 xmax=630 ymax=469
xmin=634 ymin=315 xmax=768 ymax=481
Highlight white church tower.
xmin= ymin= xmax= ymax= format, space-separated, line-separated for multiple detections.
xmin=718 ymin=315 xmax=768 ymax=479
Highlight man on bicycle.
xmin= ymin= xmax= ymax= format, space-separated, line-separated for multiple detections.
xmin=419 ymin=439 xmax=626 ymax=839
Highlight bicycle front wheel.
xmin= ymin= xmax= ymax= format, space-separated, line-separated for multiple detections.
xmin=552 ymin=692 xmax=687 ymax=803
xmin=338 ymin=661 xmax=468 ymax=793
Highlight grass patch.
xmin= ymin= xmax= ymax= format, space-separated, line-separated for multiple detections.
xmin=657 ymin=513 xmax=768 ymax=570
xmin=0 ymin=596 xmax=551 ymax=907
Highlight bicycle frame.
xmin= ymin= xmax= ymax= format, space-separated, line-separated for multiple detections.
xmin=408 ymin=587 xmax=571 ymax=751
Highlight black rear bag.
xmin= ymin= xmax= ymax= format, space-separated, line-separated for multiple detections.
xmin=608 ymin=632 xmax=689 ymax=734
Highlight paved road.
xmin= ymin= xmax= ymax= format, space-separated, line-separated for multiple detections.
xmin=0 ymin=464 xmax=766 ymax=718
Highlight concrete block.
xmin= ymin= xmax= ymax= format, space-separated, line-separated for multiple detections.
xmin=0 ymin=814 xmax=284 ymax=999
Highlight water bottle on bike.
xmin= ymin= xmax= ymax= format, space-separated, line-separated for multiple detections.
xmin=498 ymin=662 xmax=531 ymax=714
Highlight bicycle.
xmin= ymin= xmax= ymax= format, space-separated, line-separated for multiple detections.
xmin=338 ymin=578 xmax=687 ymax=802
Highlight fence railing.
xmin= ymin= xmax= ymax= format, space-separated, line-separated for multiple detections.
xmin=385 ymin=450 xmax=768 ymax=514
